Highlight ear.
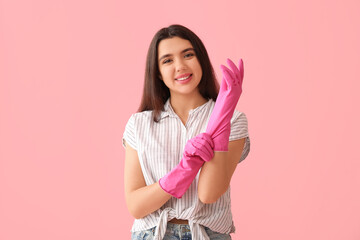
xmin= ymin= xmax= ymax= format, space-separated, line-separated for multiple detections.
xmin=159 ymin=75 xmax=163 ymax=80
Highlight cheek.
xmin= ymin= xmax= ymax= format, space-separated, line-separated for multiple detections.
xmin=198 ymin=65 xmax=202 ymax=74
xmin=162 ymin=68 xmax=174 ymax=79
xmin=196 ymin=65 xmax=203 ymax=78
xmin=158 ymin=68 xmax=166 ymax=79
xmin=193 ymin=60 xmax=202 ymax=74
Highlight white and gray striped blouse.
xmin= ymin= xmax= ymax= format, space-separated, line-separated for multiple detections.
xmin=122 ymin=98 xmax=250 ymax=240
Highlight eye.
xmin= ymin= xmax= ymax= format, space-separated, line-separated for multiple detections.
xmin=163 ymin=59 xmax=172 ymax=64
xmin=185 ymin=53 xmax=195 ymax=58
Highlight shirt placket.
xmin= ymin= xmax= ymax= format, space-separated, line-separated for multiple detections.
xmin=185 ymin=110 xmax=198 ymax=140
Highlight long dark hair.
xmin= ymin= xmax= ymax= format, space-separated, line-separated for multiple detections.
xmin=138 ymin=24 xmax=219 ymax=122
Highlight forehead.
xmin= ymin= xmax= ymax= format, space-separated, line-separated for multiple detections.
xmin=158 ymin=37 xmax=193 ymax=57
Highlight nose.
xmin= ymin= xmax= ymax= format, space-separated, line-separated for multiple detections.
xmin=175 ymin=58 xmax=187 ymax=72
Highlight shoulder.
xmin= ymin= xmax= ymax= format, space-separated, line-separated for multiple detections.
xmin=229 ymin=109 xmax=249 ymax=141
xmin=124 ymin=110 xmax=154 ymax=134
xmin=231 ymin=109 xmax=248 ymax=124
xmin=131 ymin=110 xmax=153 ymax=121
xmin=122 ymin=110 xmax=154 ymax=150
xmin=125 ymin=110 xmax=169 ymax=132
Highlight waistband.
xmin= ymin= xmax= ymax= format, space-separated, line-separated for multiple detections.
xmin=169 ymin=218 xmax=189 ymax=224
xmin=153 ymin=207 xmax=210 ymax=240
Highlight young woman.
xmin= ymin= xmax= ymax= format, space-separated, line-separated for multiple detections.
xmin=122 ymin=24 xmax=250 ymax=240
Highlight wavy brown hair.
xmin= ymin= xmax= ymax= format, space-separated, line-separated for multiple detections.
xmin=138 ymin=24 xmax=219 ymax=122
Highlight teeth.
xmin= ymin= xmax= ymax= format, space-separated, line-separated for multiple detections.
xmin=177 ymin=75 xmax=191 ymax=81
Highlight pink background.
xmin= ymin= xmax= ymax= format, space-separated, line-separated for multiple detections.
xmin=1 ymin=0 xmax=359 ymax=239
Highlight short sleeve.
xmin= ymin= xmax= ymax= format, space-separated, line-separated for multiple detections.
xmin=122 ymin=114 xmax=137 ymax=150
xmin=229 ymin=111 xmax=251 ymax=163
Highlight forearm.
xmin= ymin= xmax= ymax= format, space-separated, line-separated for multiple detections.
xmin=127 ymin=181 xmax=172 ymax=219
xmin=197 ymin=138 xmax=246 ymax=204
xmin=197 ymin=152 xmax=231 ymax=204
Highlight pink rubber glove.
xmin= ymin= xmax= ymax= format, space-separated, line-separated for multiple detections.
xmin=206 ymin=58 xmax=244 ymax=151
xmin=158 ymin=132 xmax=214 ymax=199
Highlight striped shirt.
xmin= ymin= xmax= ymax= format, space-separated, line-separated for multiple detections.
xmin=122 ymin=98 xmax=250 ymax=240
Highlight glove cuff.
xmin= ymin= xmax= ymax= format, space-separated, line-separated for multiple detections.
xmin=158 ymin=177 xmax=183 ymax=199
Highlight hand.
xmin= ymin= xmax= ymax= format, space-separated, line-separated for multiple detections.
xmin=206 ymin=58 xmax=244 ymax=151
xmin=218 ymin=58 xmax=243 ymax=106
xmin=158 ymin=132 xmax=214 ymax=199
xmin=183 ymin=132 xmax=214 ymax=161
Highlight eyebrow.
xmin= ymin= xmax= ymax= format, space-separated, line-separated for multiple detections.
xmin=158 ymin=48 xmax=195 ymax=62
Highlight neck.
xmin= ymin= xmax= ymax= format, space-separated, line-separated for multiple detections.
xmin=169 ymin=91 xmax=208 ymax=118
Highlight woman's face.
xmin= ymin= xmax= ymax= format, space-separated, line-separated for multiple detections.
xmin=157 ymin=36 xmax=203 ymax=97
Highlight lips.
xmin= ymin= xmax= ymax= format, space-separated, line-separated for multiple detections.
xmin=175 ymin=73 xmax=192 ymax=80
xmin=175 ymin=74 xmax=192 ymax=84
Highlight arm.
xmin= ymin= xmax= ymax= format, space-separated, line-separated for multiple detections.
xmin=124 ymin=141 xmax=171 ymax=219
xmin=199 ymin=58 xmax=246 ymax=203
xmin=198 ymin=138 xmax=246 ymax=204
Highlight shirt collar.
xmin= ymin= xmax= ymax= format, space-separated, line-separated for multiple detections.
xmin=160 ymin=98 xmax=213 ymax=120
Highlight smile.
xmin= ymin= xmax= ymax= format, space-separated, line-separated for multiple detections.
xmin=175 ymin=74 xmax=192 ymax=84
xmin=176 ymin=74 xmax=192 ymax=81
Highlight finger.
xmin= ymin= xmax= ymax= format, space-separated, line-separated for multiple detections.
xmin=223 ymin=61 xmax=236 ymax=85
xmin=197 ymin=139 xmax=214 ymax=160
xmin=239 ymin=58 xmax=244 ymax=81
xmin=186 ymin=141 xmax=197 ymax=156
xmin=193 ymin=135 xmax=214 ymax=158
xmin=198 ymin=133 xmax=214 ymax=149
xmin=220 ymin=65 xmax=230 ymax=90
xmin=198 ymin=146 xmax=213 ymax=161
xmin=220 ymin=65 xmax=234 ymax=86
xmin=226 ymin=58 xmax=240 ymax=83
xmin=191 ymin=140 xmax=213 ymax=160
xmin=219 ymin=74 xmax=227 ymax=92
xmin=193 ymin=137 xmax=212 ymax=155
